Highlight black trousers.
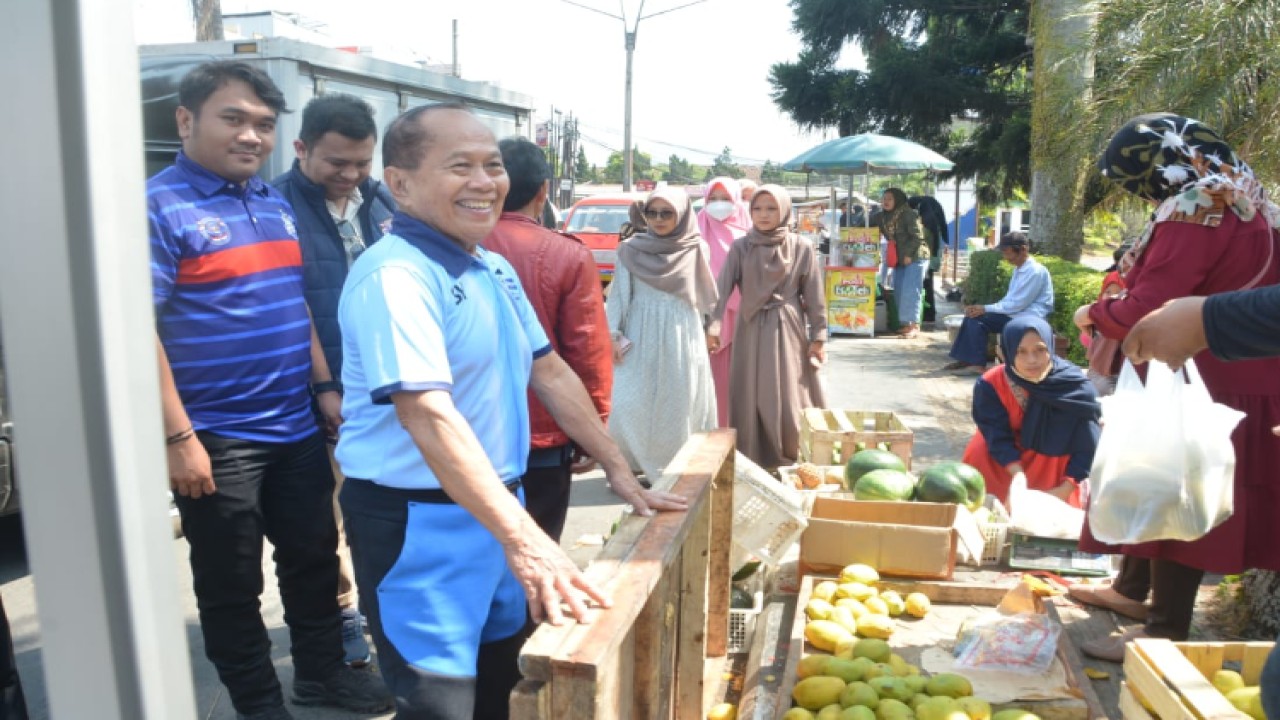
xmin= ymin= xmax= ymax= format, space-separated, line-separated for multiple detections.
xmin=175 ymin=431 xmax=342 ymax=715
xmin=1111 ymin=555 xmax=1205 ymax=640
xmin=0 ymin=595 xmax=26 ymax=720
xmin=923 ymin=269 xmax=937 ymax=323
xmin=521 ymin=445 xmax=574 ymax=544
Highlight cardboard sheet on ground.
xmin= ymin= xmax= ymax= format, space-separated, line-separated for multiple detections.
xmin=921 ymin=647 xmax=1077 ymax=703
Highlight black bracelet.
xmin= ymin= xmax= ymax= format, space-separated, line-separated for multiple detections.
xmin=166 ymin=427 xmax=194 ymax=446
xmin=311 ymin=380 xmax=343 ymax=396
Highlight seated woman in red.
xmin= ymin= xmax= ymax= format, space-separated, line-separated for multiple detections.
xmin=962 ymin=316 xmax=1102 ymax=508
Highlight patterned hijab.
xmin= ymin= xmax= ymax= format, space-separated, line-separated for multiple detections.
xmin=1099 ymin=113 xmax=1279 ymax=259
xmin=739 ymin=184 xmax=797 ymax=322
xmin=617 ymin=188 xmax=719 ymax=314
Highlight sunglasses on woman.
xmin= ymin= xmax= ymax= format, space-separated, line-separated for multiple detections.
xmin=643 ymin=209 xmax=676 ymax=220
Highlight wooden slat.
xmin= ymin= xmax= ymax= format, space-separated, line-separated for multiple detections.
xmin=1119 ymin=682 xmax=1157 ymax=720
xmin=1126 ymin=639 xmax=1243 ymax=720
xmin=877 ymin=579 xmax=1010 ymax=606
xmin=510 ymin=680 xmax=550 ymax=720
xmin=774 ymin=575 xmax=815 ymax=719
xmin=831 ymin=409 xmax=856 ymax=433
xmin=1046 ymin=601 xmax=1109 ymax=720
xmin=514 ymin=430 xmax=736 ymax=720
xmin=675 ymin=488 xmax=713 ymax=720
xmin=632 ymin=570 xmax=674 ymax=718
xmin=1175 ymin=640 xmax=1274 ymax=686
xmin=705 ymin=455 xmax=734 ymax=657
xmin=1180 ymin=642 xmax=1226 ymax=682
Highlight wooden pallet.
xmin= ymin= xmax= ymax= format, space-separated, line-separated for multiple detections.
xmin=799 ymin=408 xmax=914 ymax=468
xmin=511 ymin=430 xmax=736 ymax=719
xmin=1122 ymin=639 xmax=1273 ymax=720
xmin=774 ymin=576 xmax=1105 ymax=720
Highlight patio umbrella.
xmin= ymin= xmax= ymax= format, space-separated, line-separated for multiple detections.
xmin=783 ymin=133 xmax=954 ymax=174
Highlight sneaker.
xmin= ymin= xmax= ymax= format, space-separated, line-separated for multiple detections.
xmin=237 ymin=706 xmax=295 ymax=720
xmin=341 ymin=607 xmax=371 ymax=667
xmin=293 ymin=665 xmax=393 ymax=714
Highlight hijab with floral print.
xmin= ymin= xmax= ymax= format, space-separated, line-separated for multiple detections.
xmin=1099 ymin=113 xmax=1280 ymax=260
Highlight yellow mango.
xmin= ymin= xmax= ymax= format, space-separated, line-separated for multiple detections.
xmin=837 ymin=598 xmax=871 ymax=618
xmin=808 ymin=599 xmax=836 ymax=622
xmin=842 ymin=706 xmax=878 ymax=720
xmin=818 ymin=705 xmax=845 ymax=720
xmin=794 ymin=676 xmax=848 ymax=711
xmin=1212 ymin=669 xmax=1246 ymax=695
xmin=957 ymin=697 xmax=992 ymax=720
xmin=783 ymin=709 xmax=817 ymax=720
xmin=876 ymin=698 xmax=913 ymax=720
xmin=824 ymin=657 xmax=866 ymax=683
xmin=840 ymin=563 xmax=881 ymax=585
xmin=879 ymin=591 xmax=907 ymax=616
xmin=798 ymin=653 xmax=833 ymax=680
xmin=857 ymin=613 xmax=895 ymax=640
xmin=708 ymin=703 xmax=738 ymax=720
xmin=813 ymin=581 xmax=840 ymax=603
xmin=864 ymin=597 xmax=891 ymax=616
xmin=925 ymin=672 xmax=973 ymax=698
xmin=841 ymin=681 xmax=880 ymax=709
xmin=905 ymin=593 xmax=931 ymax=618
xmin=806 ymin=620 xmax=856 ymax=653
xmin=838 ymin=582 xmax=879 ymax=602
xmin=831 ymin=606 xmax=862 ymax=635
xmin=991 ymin=710 xmax=1042 ymax=720
xmin=852 ymin=638 xmax=892 ymax=663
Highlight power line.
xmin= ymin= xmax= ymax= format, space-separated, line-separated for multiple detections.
xmin=575 ymin=118 xmax=775 ymax=164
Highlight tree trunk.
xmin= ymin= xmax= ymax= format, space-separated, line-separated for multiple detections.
xmin=192 ymin=0 xmax=223 ymax=42
xmin=1028 ymin=0 xmax=1095 ymax=261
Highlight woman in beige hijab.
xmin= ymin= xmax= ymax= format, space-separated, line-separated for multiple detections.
xmin=707 ymin=184 xmax=828 ymax=468
xmin=606 ymin=187 xmax=719 ymax=483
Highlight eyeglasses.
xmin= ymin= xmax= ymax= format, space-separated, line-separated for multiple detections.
xmin=336 ymin=218 xmax=366 ymax=263
xmin=643 ymin=209 xmax=676 ymax=220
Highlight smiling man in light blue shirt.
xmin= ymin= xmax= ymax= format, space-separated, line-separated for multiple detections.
xmin=944 ymin=231 xmax=1054 ymax=372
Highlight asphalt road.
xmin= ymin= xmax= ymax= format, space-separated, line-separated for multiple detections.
xmin=0 ymin=293 xmax=980 ymax=719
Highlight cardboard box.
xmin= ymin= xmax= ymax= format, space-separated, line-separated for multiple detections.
xmin=800 ymin=497 xmax=960 ymax=579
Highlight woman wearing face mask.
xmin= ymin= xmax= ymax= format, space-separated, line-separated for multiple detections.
xmin=698 ymin=177 xmax=753 ymax=426
xmin=961 ymin=316 xmax=1101 ymax=509
xmin=877 ymin=187 xmax=930 ymax=338
xmin=606 ymin=188 xmax=719 ymax=483
xmin=707 ymin=184 xmax=828 ymax=468
xmin=1067 ymin=114 xmax=1280 ymax=660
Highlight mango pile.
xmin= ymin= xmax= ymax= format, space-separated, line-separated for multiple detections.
xmin=787 ymin=563 xmax=1043 ymax=720
xmin=1211 ymin=669 xmax=1268 ymax=720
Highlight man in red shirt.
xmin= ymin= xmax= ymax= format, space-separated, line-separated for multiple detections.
xmin=483 ymin=138 xmax=612 ymax=541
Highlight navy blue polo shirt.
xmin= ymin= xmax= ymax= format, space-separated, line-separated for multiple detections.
xmin=335 ymin=212 xmax=552 ymax=489
xmin=149 ymin=152 xmax=316 ymax=443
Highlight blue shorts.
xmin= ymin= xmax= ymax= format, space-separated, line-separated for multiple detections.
xmin=340 ymin=478 xmax=527 ymax=718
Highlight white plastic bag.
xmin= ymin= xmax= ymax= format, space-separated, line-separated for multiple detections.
xmin=953 ymin=612 xmax=1062 ymax=675
xmin=1088 ymin=359 xmax=1243 ymax=544
xmin=1009 ymin=472 xmax=1086 ymax=540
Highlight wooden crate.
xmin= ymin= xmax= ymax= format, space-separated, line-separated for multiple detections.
xmin=1123 ymin=638 xmax=1274 ymax=720
xmin=511 ymin=430 xmax=735 ymax=719
xmin=799 ymin=409 xmax=914 ymax=467
xmin=774 ymin=576 xmax=1105 ymax=720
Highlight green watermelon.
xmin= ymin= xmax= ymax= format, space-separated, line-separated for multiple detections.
xmin=852 ymin=469 xmax=916 ymax=502
xmin=844 ymin=449 xmax=908 ymax=490
xmin=916 ymin=462 xmax=987 ymax=510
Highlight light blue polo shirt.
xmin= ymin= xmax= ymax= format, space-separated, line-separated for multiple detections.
xmin=335 ymin=211 xmax=551 ymax=489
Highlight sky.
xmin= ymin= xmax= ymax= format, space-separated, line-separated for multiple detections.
xmin=132 ymin=0 xmax=864 ymax=168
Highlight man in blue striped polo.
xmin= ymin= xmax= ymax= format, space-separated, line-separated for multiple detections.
xmin=149 ymin=61 xmax=390 ymax=720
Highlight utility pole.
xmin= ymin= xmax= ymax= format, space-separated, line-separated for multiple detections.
xmin=452 ymin=19 xmax=460 ymax=77
xmin=562 ymin=0 xmax=707 ymax=191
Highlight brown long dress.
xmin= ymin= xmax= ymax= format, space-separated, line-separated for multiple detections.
xmin=710 ymin=232 xmax=828 ymax=468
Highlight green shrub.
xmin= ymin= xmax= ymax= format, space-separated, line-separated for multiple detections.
xmin=960 ymin=251 xmax=1103 ymax=366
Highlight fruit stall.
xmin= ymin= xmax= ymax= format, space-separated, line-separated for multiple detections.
xmin=510 ymin=417 xmax=1275 ymax=720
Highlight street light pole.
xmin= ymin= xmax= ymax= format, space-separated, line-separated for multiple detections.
xmin=562 ymin=0 xmax=707 ymax=191
xmin=623 ymin=29 xmax=636 ymax=189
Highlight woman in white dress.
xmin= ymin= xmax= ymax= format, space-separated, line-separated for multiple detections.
xmin=607 ymin=188 xmax=719 ymax=483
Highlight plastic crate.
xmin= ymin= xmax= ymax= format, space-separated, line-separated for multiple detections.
xmin=727 ymin=574 xmax=765 ymax=654
xmin=978 ymin=495 xmax=1011 ymax=566
xmin=730 ymin=452 xmax=808 ymax=569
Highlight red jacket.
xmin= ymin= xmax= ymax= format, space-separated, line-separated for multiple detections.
xmin=484 ymin=212 xmax=612 ymax=449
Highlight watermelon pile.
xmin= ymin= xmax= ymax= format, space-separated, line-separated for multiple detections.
xmin=842 ymin=450 xmax=987 ymax=510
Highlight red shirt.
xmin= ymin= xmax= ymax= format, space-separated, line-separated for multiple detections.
xmin=484 ymin=213 xmax=613 ymax=449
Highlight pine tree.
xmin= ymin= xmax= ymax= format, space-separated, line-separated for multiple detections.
xmin=574 ymin=147 xmax=594 ymax=183
xmin=708 ymin=147 xmax=743 ymax=179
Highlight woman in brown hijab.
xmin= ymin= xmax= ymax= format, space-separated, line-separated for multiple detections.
xmin=707 ymin=184 xmax=828 ymax=468
xmin=606 ymin=187 xmax=719 ymax=482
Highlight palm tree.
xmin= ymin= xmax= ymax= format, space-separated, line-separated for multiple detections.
xmin=1087 ymin=0 xmax=1280 ymax=185
xmin=192 ymin=0 xmax=223 ymax=41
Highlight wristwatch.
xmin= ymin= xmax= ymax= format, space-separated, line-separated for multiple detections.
xmin=310 ymin=380 xmax=343 ymax=396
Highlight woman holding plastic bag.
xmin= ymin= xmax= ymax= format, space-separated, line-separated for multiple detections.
xmin=962 ymin=317 xmax=1101 ymax=508
xmin=1071 ymin=113 xmax=1280 ymax=660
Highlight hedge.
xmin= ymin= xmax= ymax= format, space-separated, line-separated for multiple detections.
xmin=960 ymin=251 xmax=1104 ymax=366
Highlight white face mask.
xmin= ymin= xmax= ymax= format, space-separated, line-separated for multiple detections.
xmin=704 ymin=201 xmax=736 ymax=222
